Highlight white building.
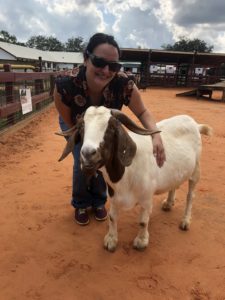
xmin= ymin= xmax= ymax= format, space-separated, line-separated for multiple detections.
xmin=0 ymin=41 xmax=83 ymax=71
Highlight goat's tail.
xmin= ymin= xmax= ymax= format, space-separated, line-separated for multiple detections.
xmin=198 ymin=124 xmax=213 ymax=136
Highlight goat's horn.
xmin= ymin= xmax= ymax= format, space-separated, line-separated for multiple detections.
xmin=55 ymin=124 xmax=77 ymax=137
xmin=111 ymin=109 xmax=155 ymax=136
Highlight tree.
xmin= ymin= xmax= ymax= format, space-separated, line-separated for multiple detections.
xmin=0 ymin=30 xmax=26 ymax=46
xmin=65 ymin=36 xmax=86 ymax=52
xmin=26 ymin=35 xmax=64 ymax=51
xmin=0 ymin=30 xmax=17 ymax=44
xmin=16 ymin=41 xmax=26 ymax=47
xmin=1 ymin=31 xmax=86 ymax=52
xmin=161 ymin=36 xmax=213 ymax=53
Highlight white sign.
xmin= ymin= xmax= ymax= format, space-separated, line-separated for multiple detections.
xmin=195 ymin=68 xmax=203 ymax=75
xmin=19 ymin=88 xmax=33 ymax=114
xmin=149 ymin=65 xmax=159 ymax=73
xmin=166 ymin=65 xmax=176 ymax=74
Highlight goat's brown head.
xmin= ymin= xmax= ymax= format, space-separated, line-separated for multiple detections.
xmin=57 ymin=106 xmax=154 ymax=182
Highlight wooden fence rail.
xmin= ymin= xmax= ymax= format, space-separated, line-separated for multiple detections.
xmin=0 ymin=64 xmax=64 ymax=131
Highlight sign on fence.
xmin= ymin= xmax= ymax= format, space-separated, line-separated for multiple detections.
xmin=19 ymin=89 xmax=33 ymax=114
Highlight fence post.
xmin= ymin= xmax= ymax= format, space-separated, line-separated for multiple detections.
xmin=34 ymin=60 xmax=44 ymax=110
xmin=4 ymin=64 xmax=15 ymax=124
xmin=49 ymin=74 xmax=55 ymax=96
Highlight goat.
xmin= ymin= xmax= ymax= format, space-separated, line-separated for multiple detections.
xmin=57 ymin=106 xmax=212 ymax=252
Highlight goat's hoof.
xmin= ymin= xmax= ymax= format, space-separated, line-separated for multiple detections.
xmin=179 ymin=220 xmax=190 ymax=231
xmin=133 ymin=237 xmax=149 ymax=251
xmin=161 ymin=199 xmax=173 ymax=211
xmin=104 ymin=234 xmax=118 ymax=252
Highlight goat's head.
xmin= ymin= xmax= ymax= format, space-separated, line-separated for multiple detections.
xmin=57 ymin=106 xmax=153 ymax=182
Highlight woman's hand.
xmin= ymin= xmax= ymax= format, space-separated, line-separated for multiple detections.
xmin=152 ymin=133 xmax=166 ymax=168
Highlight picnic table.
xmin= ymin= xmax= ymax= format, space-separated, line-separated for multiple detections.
xmin=196 ymin=81 xmax=225 ymax=101
xmin=176 ymin=80 xmax=225 ymax=102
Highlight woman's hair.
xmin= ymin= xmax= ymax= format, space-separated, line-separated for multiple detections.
xmin=84 ymin=33 xmax=121 ymax=59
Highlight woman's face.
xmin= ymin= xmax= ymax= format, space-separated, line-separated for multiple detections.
xmin=85 ymin=43 xmax=120 ymax=90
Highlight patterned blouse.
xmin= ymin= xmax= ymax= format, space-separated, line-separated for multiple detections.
xmin=55 ymin=65 xmax=134 ymax=124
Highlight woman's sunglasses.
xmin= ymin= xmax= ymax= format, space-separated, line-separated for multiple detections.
xmin=87 ymin=51 xmax=122 ymax=72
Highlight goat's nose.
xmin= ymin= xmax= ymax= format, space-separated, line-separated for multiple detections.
xmin=81 ymin=147 xmax=97 ymax=158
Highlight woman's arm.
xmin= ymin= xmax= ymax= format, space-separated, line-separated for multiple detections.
xmin=128 ymin=85 xmax=166 ymax=167
xmin=53 ymin=86 xmax=74 ymax=128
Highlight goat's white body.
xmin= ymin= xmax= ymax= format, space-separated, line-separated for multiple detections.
xmin=100 ymin=114 xmax=211 ymax=251
xmin=101 ymin=115 xmax=201 ymax=209
xmin=79 ymin=107 xmax=211 ymax=251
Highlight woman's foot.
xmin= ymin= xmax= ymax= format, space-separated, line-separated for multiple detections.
xmin=75 ymin=208 xmax=90 ymax=225
xmin=94 ymin=206 xmax=107 ymax=221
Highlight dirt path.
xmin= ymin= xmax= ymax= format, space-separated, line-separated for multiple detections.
xmin=0 ymin=88 xmax=225 ymax=300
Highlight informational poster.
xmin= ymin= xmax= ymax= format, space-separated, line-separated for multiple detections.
xmin=19 ymin=88 xmax=33 ymax=114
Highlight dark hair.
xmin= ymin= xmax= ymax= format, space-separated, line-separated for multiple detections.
xmin=84 ymin=33 xmax=121 ymax=59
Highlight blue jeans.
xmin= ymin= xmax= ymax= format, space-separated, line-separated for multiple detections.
xmin=59 ymin=116 xmax=107 ymax=209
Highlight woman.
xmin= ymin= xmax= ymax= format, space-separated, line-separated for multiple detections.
xmin=54 ymin=33 xmax=166 ymax=226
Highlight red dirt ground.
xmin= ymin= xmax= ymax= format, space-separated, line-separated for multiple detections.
xmin=0 ymin=88 xmax=225 ymax=300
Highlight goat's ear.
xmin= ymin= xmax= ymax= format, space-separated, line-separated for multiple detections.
xmin=58 ymin=129 xmax=81 ymax=161
xmin=116 ymin=124 xmax=136 ymax=166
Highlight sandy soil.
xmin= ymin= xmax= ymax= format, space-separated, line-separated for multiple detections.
xmin=0 ymin=88 xmax=225 ymax=300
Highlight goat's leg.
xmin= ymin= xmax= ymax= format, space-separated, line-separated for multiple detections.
xmin=133 ymin=200 xmax=152 ymax=250
xmin=180 ymin=164 xmax=200 ymax=230
xmin=161 ymin=189 xmax=176 ymax=211
xmin=104 ymin=203 xmax=118 ymax=252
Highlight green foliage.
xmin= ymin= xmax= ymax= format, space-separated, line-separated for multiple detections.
xmin=65 ymin=36 xmax=86 ymax=52
xmin=161 ymin=36 xmax=214 ymax=53
xmin=26 ymin=35 xmax=65 ymax=51
xmin=26 ymin=35 xmax=87 ymax=52
xmin=0 ymin=30 xmax=87 ymax=52
xmin=0 ymin=30 xmax=17 ymax=44
xmin=0 ymin=30 xmax=27 ymax=46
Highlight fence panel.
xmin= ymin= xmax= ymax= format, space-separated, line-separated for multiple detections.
xmin=0 ymin=67 xmax=61 ymax=132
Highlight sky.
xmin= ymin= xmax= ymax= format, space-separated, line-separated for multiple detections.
xmin=0 ymin=0 xmax=225 ymax=53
